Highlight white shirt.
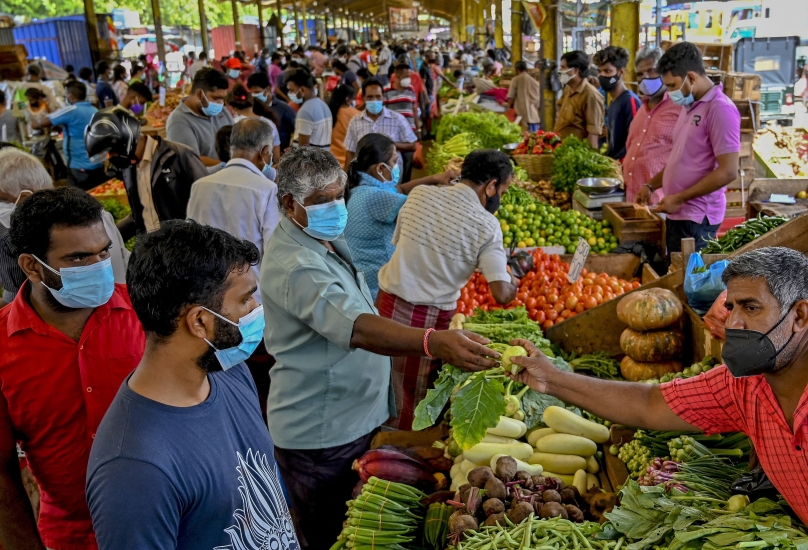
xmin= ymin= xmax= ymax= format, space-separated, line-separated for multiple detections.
xmin=186 ymin=158 xmax=280 ymax=304
xmin=136 ymin=136 xmax=161 ymax=232
xmin=377 ymin=184 xmax=511 ymax=310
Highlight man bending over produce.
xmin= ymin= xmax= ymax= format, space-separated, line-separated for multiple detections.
xmin=377 ymin=149 xmax=519 ymax=431
xmin=87 ymin=220 xmax=298 ymax=550
xmin=509 ymin=246 xmax=808 ymax=524
xmin=635 ymin=41 xmax=740 ymax=253
xmin=261 ymin=146 xmax=503 ymax=550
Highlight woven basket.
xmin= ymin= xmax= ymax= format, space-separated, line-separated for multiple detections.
xmin=513 ymin=154 xmax=554 ymax=182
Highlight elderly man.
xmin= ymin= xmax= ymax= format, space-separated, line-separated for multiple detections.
xmin=187 ymin=118 xmax=279 ymax=303
xmin=166 ymin=67 xmax=234 ymax=166
xmin=0 ymin=148 xmax=128 ymax=307
xmin=511 ymin=246 xmax=808 ymax=524
xmin=87 ymin=107 xmax=208 ymax=236
xmin=638 ymin=42 xmax=740 ymax=253
xmin=0 ymin=188 xmax=145 ymax=550
xmin=507 ymin=61 xmax=542 ymax=132
xmin=625 ymin=46 xmax=682 ymax=204
xmin=14 ymin=64 xmax=61 ymax=111
xmin=262 ymin=147 xmax=502 ymax=550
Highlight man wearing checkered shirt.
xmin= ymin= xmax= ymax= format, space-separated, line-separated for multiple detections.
xmin=511 ymin=247 xmax=808 ymax=524
xmin=343 ymin=77 xmax=417 ymax=178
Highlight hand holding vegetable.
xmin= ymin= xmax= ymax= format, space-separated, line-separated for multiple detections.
xmin=429 ymin=330 xmax=501 ymax=372
xmin=435 ymin=169 xmax=460 ymax=186
xmin=505 ymin=338 xmax=557 ymax=394
xmin=650 ymin=193 xmax=684 ymax=215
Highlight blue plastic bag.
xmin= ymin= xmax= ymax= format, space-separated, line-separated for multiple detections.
xmin=685 ymin=254 xmax=730 ymax=315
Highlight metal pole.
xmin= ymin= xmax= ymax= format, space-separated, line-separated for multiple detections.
xmin=83 ymin=0 xmax=102 ymax=69
xmin=232 ymin=0 xmax=242 ymax=51
xmin=198 ymin=0 xmax=210 ymax=59
xmin=258 ymin=1 xmax=265 ymax=49
xmin=150 ymin=0 xmax=167 ymax=69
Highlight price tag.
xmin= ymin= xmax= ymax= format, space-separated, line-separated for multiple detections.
xmin=567 ymin=237 xmax=590 ymax=283
xmin=159 ymin=86 xmax=166 ymax=107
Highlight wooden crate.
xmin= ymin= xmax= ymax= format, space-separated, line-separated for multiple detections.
xmin=706 ymin=69 xmax=726 ymax=86
xmin=724 ymin=72 xmax=762 ymax=101
xmin=740 ymin=134 xmax=754 ymax=157
xmin=0 ymin=45 xmax=28 ymax=80
xmin=735 ymin=99 xmax=761 ymax=134
xmin=602 ymin=202 xmax=664 ymax=246
xmin=693 ymin=42 xmax=733 ymax=72
xmin=725 ymin=189 xmax=746 ymax=207
xmin=740 ymin=153 xmax=756 ymax=170
xmin=726 ymin=169 xmax=753 ymax=190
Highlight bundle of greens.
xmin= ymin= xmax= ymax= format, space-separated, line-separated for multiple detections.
xmin=436 ymin=111 xmax=523 ymax=151
xmin=426 ymin=132 xmax=482 ymax=175
xmin=412 ymin=308 xmax=578 ymax=449
xmin=99 ymin=199 xmax=131 ymax=223
xmin=551 ymin=136 xmax=622 ymax=193
xmin=603 ymin=480 xmax=808 ymax=550
xmin=569 ymin=352 xmax=622 ymax=380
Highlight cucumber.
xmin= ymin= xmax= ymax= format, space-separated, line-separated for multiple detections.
xmin=535 ymin=433 xmax=598 ymax=457
xmin=586 ymin=473 xmax=600 ymax=490
xmin=543 ymin=406 xmax=610 ymax=443
xmin=585 ymin=456 xmax=600 ymax=474
xmin=528 ymin=452 xmax=587 ymax=475
xmin=573 ymin=469 xmax=588 ymax=494
xmin=527 ymin=427 xmax=557 ymax=447
xmin=486 ymin=416 xmax=528 ymax=439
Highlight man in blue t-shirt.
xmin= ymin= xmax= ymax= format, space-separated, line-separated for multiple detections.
xmin=31 ymin=80 xmax=105 ymax=190
xmin=94 ymin=60 xmax=119 ymax=108
xmin=594 ymin=46 xmax=641 ymax=161
xmin=86 ymin=220 xmax=299 ymax=550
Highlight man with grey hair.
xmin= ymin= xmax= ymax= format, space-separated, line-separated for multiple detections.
xmin=625 ymin=44 xmax=682 ymax=203
xmin=261 ymin=146 xmax=505 ymax=550
xmin=509 ymin=245 xmax=808 ymax=524
xmin=0 ymin=147 xmax=128 ymax=307
xmin=187 ymin=118 xmax=279 ymax=306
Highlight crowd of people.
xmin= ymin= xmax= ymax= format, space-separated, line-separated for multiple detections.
xmin=1 ymin=34 xmax=805 ymax=550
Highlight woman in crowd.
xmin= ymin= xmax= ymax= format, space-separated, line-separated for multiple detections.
xmin=226 ymin=83 xmax=281 ymax=170
xmin=487 ymin=49 xmax=503 ymax=77
xmin=261 ymin=146 xmax=500 ymax=550
xmin=328 ymin=84 xmax=359 ymax=168
xmin=344 ymin=133 xmax=457 ymax=298
xmin=112 ymin=65 xmax=129 ymax=102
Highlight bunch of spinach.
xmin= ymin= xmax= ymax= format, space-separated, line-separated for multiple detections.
xmin=551 ymin=136 xmax=622 ymax=193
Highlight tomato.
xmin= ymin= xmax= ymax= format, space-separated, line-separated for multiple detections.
xmin=553 ymin=301 xmax=565 ymax=313
xmin=536 ymin=296 xmax=547 ymax=307
xmin=526 ymin=297 xmax=537 ymax=310
xmin=565 ymin=296 xmax=579 ymax=310
xmin=547 ymin=293 xmax=559 ymax=304
xmin=583 ymin=296 xmax=598 ymax=310
xmin=542 ymin=320 xmax=554 ymax=330
xmin=546 ymin=309 xmax=559 ymax=321
xmin=574 ymin=302 xmax=585 ymax=313
xmin=560 ymin=309 xmax=572 ymax=319
xmin=534 ymin=310 xmax=546 ymax=323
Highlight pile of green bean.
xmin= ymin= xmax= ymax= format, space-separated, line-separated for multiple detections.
xmin=701 ymin=214 xmax=788 ymax=254
xmin=424 ymin=503 xmax=453 ymax=550
xmin=331 ymin=476 xmax=426 ymax=550
xmin=454 ymin=514 xmax=621 ymax=550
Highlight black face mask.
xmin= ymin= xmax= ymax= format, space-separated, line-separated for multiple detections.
xmin=598 ymin=75 xmax=619 ymax=92
xmin=722 ymin=308 xmax=797 ymax=377
xmin=484 ymin=190 xmax=501 ymax=214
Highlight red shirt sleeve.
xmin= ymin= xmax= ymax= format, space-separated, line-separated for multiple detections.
xmin=660 ymin=365 xmax=745 ymax=434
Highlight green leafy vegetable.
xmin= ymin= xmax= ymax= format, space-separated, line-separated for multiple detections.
xmin=412 ymin=365 xmax=471 ymax=431
xmin=551 ymin=136 xmax=622 ymax=193
xmin=449 ymin=374 xmax=506 ymax=450
xmin=463 ymin=307 xmax=552 ymax=350
xmin=436 ymin=111 xmax=523 ymax=151
xmin=99 ymin=199 xmax=132 ymax=223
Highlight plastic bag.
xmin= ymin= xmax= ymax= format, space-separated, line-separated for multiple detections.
xmin=704 ymin=290 xmax=730 ymax=340
xmin=731 ymin=466 xmax=779 ymax=501
xmin=685 ymin=254 xmax=730 ymax=315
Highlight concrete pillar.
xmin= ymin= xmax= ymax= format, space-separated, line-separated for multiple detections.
xmin=232 ymin=0 xmax=242 ymax=49
xmin=510 ymin=0 xmax=522 ymax=62
xmin=539 ymin=0 xmax=557 ymax=130
xmin=460 ymin=0 xmax=467 ymax=43
xmin=610 ymin=0 xmax=641 ymax=87
xmin=475 ymin=0 xmax=484 ymax=47
xmin=198 ymin=0 xmax=210 ymax=58
xmin=494 ymin=0 xmax=504 ymax=48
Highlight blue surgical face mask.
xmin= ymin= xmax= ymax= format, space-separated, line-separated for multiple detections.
xmin=669 ymin=78 xmax=695 ymax=107
xmin=365 ymin=100 xmax=384 ymax=115
xmin=253 ymin=91 xmax=268 ymax=103
xmin=379 ymin=163 xmax=400 ymax=185
xmin=295 ymin=199 xmax=348 ymax=241
xmin=638 ymin=77 xmax=664 ymax=97
xmin=203 ymin=305 xmax=265 ymax=370
xmin=201 ymin=91 xmax=224 ymax=116
xmin=33 ymin=255 xmax=115 ymax=309
xmin=228 ymin=69 xmax=241 ymax=79
xmin=288 ymin=91 xmax=304 ymax=105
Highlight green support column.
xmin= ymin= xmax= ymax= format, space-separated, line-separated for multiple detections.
xmin=611 ymin=0 xmax=641 ymax=87
xmin=151 ymin=0 xmax=167 ymax=68
xmin=276 ymin=0 xmax=283 ymax=42
xmin=540 ymin=0 xmax=557 ymax=129
xmin=475 ymin=0 xmax=484 ymax=47
xmin=460 ymin=0 xmax=467 ymax=42
xmin=199 ymin=0 xmax=210 ymax=57
xmin=83 ymin=0 xmax=102 ymax=67
xmin=510 ymin=0 xmax=522 ymax=62
xmin=495 ymin=0 xmax=504 ymax=48
xmin=232 ymin=0 xmax=242 ymax=49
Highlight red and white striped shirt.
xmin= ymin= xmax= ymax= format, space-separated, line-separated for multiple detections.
xmin=662 ymin=365 xmax=808 ymax=524
xmin=622 ymin=94 xmax=682 ymax=203
xmin=383 ymin=85 xmax=417 ymax=130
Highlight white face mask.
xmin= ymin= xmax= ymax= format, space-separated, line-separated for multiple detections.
xmin=558 ymin=69 xmax=574 ymax=86
xmin=400 ymin=77 xmax=412 ymax=88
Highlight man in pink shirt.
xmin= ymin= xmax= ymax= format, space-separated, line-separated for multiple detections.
xmin=308 ymin=46 xmax=326 ymax=77
xmin=640 ymin=42 xmax=740 ymax=254
xmin=627 ymin=46 xmax=682 ymax=204
xmin=268 ymin=52 xmax=284 ymax=91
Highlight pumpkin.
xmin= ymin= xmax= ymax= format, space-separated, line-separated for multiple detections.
xmin=620 ymin=328 xmax=684 ymax=362
xmin=620 ymin=356 xmax=683 ymax=382
xmin=617 ymin=288 xmax=683 ymax=331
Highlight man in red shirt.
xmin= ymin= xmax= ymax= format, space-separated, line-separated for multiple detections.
xmin=510 ymin=246 xmax=808 ymax=523
xmin=0 ymin=187 xmax=145 ymax=550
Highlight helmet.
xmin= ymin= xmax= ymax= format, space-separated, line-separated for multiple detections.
xmin=86 ymin=106 xmax=141 ymax=165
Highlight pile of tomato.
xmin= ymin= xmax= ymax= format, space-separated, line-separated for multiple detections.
xmin=457 ymin=249 xmax=641 ymax=330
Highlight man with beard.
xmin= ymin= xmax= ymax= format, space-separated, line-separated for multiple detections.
xmin=509 ymin=246 xmax=808 ymax=524
xmin=86 ymin=220 xmax=299 ymax=550
xmin=0 ymin=187 xmax=145 ymax=550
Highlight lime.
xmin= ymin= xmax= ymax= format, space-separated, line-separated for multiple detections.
xmin=597 ymin=237 xmax=606 ymax=245
xmin=525 ymin=237 xmax=535 ymax=246
xmin=602 ymin=219 xmax=611 ymax=228
xmin=537 ymin=237 xmax=546 ymax=246
xmin=517 ymin=241 xmax=527 ymax=248
xmin=602 ymin=227 xmax=611 ymax=235
xmin=504 ymin=236 xmax=512 ymax=245
xmin=528 ymin=203 xmax=537 ymax=212
xmin=566 ymin=244 xmax=576 ymax=254
xmin=505 ymin=204 xmax=514 ymax=212
xmin=516 ymin=206 xmax=524 ymax=214
xmin=587 ymin=237 xmax=597 ymax=246
xmin=516 ymin=230 xmax=525 ymax=239
xmin=501 ymin=224 xmax=510 ymax=233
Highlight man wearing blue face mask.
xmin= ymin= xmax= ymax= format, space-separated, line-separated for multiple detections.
xmin=166 ymin=67 xmax=234 ymax=167
xmin=262 ymin=147 xmax=504 ymax=550
xmin=0 ymin=188 xmax=145 ymax=550
xmin=342 ymin=77 xmax=417 ymax=174
xmin=286 ymin=69 xmax=332 ymax=149
xmin=87 ymin=220 xmax=300 ymax=550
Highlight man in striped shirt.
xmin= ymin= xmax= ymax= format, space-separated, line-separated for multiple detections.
xmin=384 ymin=59 xmax=420 ymax=182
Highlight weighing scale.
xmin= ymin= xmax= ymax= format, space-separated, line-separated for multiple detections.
xmin=572 ymin=188 xmax=626 ymax=220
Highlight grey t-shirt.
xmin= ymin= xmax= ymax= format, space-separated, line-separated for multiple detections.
xmin=295 ymin=97 xmax=332 ymax=148
xmin=165 ymin=98 xmax=233 ymax=160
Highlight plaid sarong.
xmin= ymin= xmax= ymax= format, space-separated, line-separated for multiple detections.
xmin=376 ymin=289 xmax=455 ymax=430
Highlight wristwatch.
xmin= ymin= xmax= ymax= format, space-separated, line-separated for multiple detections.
xmin=643 ymin=183 xmax=654 ymax=192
